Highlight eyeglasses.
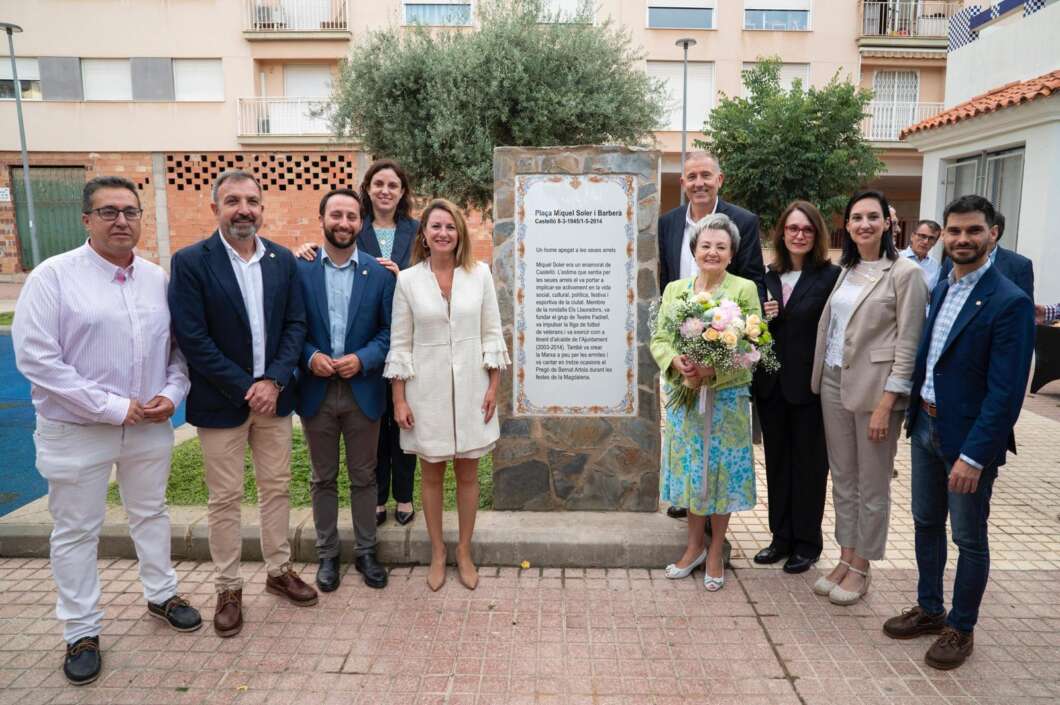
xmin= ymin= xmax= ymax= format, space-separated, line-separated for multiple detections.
xmin=784 ymin=225 xmax=816 ymax=237
xmin=912 ymin=233 xmax=939 ymax=242
xmin=86 ymin=207 xmax=143 ymax=221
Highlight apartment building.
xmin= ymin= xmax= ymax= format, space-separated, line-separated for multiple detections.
xmin=0 ymin=0 xmax=964 ymax=275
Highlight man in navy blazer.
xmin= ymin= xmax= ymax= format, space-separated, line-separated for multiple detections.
xmin=883 ymin=195 xmax=1034 ymax=671
xmin=169 ymin=170 xmax=315 ymax=638
xmin=939 ymin=212 xmax=1034 ymax=300
xmin=295 ymin=189 xmax=394 ymax=592
xmin=658 ymin=151 xmax=766 ymax=522
xmin=657 ymin=151 xmax=766 ymax=299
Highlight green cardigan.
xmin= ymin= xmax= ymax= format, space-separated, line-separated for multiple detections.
xmin=650 ymin=272 xmax=762 ymax=391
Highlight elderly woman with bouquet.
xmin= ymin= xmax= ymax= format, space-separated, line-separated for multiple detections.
xmin=651 ymin=213 xmax=775 ymax=591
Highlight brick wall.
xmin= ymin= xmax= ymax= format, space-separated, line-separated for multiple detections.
xmin=0 ymin=149 xmax=497 ymax=275
xmin=0 ymin=151 xmax=157 ymax=275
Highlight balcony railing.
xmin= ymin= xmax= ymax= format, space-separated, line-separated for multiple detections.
xmin=859 ymin=1 xmax=957 ymax=38
xmin=862 ymin=101 xmax=943 ymax=142
xmin=242 ymin=0 xmax=348 ymax=32
xmin=238 ymin=98 xmax=333 ymax=138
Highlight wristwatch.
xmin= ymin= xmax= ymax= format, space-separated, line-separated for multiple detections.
xmin=257 ymin=376 xmax=284 ymax=393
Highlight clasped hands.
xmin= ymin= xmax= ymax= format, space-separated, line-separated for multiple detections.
xmin=672 ymin=354 xmax=714 ymax=384
xmin=309 ymin=351 xmax=362 ymax=379
xmin=122 ymin=395 xmax=175 ymax=425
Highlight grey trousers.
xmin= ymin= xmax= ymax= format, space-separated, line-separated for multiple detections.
xmin=302 ymin=380 xmax=381 ymax=559
xmin=820 ymin=365 xmax=902 ymax=561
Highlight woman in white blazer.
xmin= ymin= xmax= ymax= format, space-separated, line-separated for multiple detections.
xmin=385 ymin=199 xmax=509 ymax=592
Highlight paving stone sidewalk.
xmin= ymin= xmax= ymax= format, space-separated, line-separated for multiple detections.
xmin=0 ymin=406 xmax=1058 ymax=704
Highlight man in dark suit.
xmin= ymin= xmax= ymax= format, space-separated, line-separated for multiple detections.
xmin=939 ymin=212 xmax=1034 ymax=300
xmin=658 ymin=151 xmax=766 ymax=298
xmin=659 ymin=151 xmax=766 ymax=520
xmin=295 ymin=189 xmax=394 ymax=592
xmin=169 ymin=170 xmax=313 ymax=638
xmin=883 ymin=195 xmax=1034 ymax=671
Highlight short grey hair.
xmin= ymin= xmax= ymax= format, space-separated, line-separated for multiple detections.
xmin=689 ymin=213 xmax=740 ymax=254
xmin=211 ymin=170 xmax=262 ymax=204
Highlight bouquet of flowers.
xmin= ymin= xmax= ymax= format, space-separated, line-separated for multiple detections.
xmin=654 ymin=289 xmax=779 ymax=410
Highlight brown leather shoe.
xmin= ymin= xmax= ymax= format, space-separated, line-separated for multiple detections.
xmin=213 ymin=589 xmax=243 ymax=638
xmin=883 ymin=606 xmax=947 ymax=640
xmin=265 ymin=567 xmax=318 ymax=606
xmin=925 ymin=626 xmax=974 ymax=670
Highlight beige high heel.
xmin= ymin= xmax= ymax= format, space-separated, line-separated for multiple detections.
xmin=812 ymin=560 xmax=850 ymax=596
xmin=829 ymin=566 xmax=871 ymax=605
xmin=455 ymin=546 xmax=479 ymax=591
xmin=427 ymin=554 xmax=447 ymax=592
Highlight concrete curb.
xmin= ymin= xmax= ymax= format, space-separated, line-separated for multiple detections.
xmin=0 ymin=506 xmax=693 ymax=568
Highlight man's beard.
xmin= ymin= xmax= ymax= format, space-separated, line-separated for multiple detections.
xmin=946 ymin=240 xmax=989 ymax=265
xmin=324 ymin=225 xmax=357 ymax=250
xmin=228 ymin=220 xmax=258 ymax=240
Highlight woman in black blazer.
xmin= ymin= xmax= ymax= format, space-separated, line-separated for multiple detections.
xmin=295 ymin=159 xmax=420 ymax=526
xmin=752 ymin=201 xmax=841 ymax=573
xmin=358 ymin=160 xmax=420 ymax=527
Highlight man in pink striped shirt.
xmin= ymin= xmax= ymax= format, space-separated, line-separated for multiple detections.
xmin=13 ymin=176 xmax=202 ymax=686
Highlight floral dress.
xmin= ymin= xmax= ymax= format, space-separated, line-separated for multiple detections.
xmin=650 ymin=274 xmax=759 ymax=516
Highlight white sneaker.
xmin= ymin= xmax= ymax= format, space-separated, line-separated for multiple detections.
xmin=664 ymin=549 xmax=707 ymax=579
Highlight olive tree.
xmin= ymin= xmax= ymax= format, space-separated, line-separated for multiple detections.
xmin=330 ymin=0 xmax=666 ymax=210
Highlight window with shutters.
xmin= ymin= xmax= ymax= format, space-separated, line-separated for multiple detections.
xmin=648 ymin=2 xmax=714 ymax=29
xmin=646 ymin=61 xmax=714 ymax=132
xmin=741 ymin=62 xmax=809 ymax=95
xmin=868 ymin=70 xmax=919 ymax=141
xmin=81 ymin=59 xmax=133 ymax=101
xmin=744 ymin=0 xmax=811 ymax=30
xmin=0 ymin=58 xmax=41 ymax=100
xmin=404 ymin=1 xmax=472 ymax=25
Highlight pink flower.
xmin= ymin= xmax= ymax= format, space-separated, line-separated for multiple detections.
xmin=679 ymin=317 xmax=705 ymax=338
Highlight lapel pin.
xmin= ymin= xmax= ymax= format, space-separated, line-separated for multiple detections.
xmin=269 ymin=252 xmax=276 ymax=258
xmin=362 ymin=269 xmax=368 ymax=276
xmin=975 ymin=300 xmax=981 ymax=306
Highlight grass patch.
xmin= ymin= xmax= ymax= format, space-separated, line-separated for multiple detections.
xmin=106 ymin=426 xmax=493 ymax=511
xmin=0 ymin=311 xmax=12 ymax=326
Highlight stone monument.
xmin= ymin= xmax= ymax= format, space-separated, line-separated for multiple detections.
xmin=491 ymin=146 xmax=661 ymax=511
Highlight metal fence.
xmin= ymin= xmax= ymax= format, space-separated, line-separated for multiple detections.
xmin=242 ymin=0 xmax=348 ymax=31
xmin=860 ymin=1 xmax=958 ymax=37
xmin=862 ymin=101 xmax=944 ymax=142
xmin=237 ymin=98 xmax=333 ymax=137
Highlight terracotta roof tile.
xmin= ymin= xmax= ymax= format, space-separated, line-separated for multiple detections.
xmin=901 ymin=69 xmax=1060 ymax=139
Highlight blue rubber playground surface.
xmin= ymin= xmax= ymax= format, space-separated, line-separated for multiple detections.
xmin=0 ymin=331 xmax=186 ymax=518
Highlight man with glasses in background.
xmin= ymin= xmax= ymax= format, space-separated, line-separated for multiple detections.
xmin=900 ymin=219 xmax=943 ymax=290
xmin=14 ymin=176 xmax=201 ymax=686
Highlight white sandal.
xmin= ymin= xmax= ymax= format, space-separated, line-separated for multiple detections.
xmin=829 ymin=565 xmax=871 ymax=605
xmin=812 ymin=560 xmax=850 ymax=596
xmin=703 ymin=571 xmax=725 ymax=592
xmin=664 ymin=549 xmax=706 ymax=579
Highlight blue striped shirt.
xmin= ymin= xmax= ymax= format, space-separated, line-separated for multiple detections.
xmin=322 ymin=249 xmax=358 ymax=357
xmin=920 ymin=258 xmax=992 ymax=468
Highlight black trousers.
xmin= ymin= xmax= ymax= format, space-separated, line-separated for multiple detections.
xmin=756 ymin=389 xmax=829 ymax=558
xmin=376 ymin=385 xmax=416 ymax=505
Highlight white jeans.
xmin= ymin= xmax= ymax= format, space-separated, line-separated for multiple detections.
xmin=35 ymin=416 xmax=178 ymax=643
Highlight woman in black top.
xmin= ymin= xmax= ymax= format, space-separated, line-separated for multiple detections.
xmin=752 ymin=201 xmax=841 ymax=573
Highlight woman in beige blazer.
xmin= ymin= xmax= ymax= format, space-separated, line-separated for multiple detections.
xmin=385 ymin=199 xmax=509 ymax=592
xmin=810 ymin=190 xmax=928 ymax=605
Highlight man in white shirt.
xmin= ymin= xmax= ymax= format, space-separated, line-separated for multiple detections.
xmin=168 ymin=171 xmax=312 ymax=639
xmin=899 ymin=219 xmax=942 ymax=290
xmin=13 ymin=176 xmax=201 ymax=686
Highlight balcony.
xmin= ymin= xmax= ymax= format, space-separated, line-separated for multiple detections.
xmin=858 ymin=1 xmax=957 ymax=50
xmin=237 ymin=98 xmax=335 ymax=143
xmin=242 ymin=0 xmax=350 ymax=39
xmin=862 ymin=101 xmax=944 ymax=143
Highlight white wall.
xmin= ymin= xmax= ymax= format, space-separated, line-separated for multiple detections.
xmin=917 ymin=102 xmax=1060 ymax=303
xmin=945 ymin=2 xmax=1060 ymax=107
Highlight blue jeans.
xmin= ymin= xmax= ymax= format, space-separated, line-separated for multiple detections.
xmin=910 ymin=412 xmax=997 ymax=633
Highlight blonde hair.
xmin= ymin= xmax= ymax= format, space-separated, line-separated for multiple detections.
xmin=411 ymin=198 xmax=476 ymax=271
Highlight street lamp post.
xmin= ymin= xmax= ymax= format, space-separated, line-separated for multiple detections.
xmin=675 ymin=38 xmax=697 ymax=206
xmin=1 ymin=22 xmax=41 ymax=268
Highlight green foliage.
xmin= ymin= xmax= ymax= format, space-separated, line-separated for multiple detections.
xmin=0 ymin=312 xmax=13 ymax=326
xmin=107 ymin=427 xmax=493 ymax=510
xmin=330 ymin=0 xmax=665 ymax=210
xmin=695 ymin=58 xmax=884 ymax=233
